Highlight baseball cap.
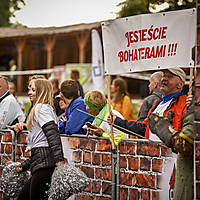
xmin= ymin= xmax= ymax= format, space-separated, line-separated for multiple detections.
xmin=167 ymin=68 xmax=186 ymax=82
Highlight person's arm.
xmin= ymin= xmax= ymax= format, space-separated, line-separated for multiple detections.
xmin=0 ymin=100 xmax=10 ymax=129
xmin=42 ymin=121 xmax=64 ymax=163
xmin=114 ymin=117 xmax=146 ymax=137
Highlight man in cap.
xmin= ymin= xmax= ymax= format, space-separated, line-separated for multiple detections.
xmin=109 ymin=67 xmax=187 ymax=139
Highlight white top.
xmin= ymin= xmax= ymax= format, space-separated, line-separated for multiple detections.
xmin=149 ymin=99 xmax=172 ymax=142
xmin=27 ymin=104 xmax=58 ymax=150
xmin=0 ymin=92 xmax=25 ymax=129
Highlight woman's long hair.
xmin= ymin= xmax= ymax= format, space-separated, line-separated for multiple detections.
xmin=112 ymin=78 xmax=128 ymax=103
xmin=27 ymin=79 xmax=54 ymax=130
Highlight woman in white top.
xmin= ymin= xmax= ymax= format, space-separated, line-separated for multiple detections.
xmin=13 ymin=79 xmax=64 ymax=200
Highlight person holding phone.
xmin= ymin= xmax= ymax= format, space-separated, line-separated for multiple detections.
xmin=84 ymin=90 xmax=127 ymax=146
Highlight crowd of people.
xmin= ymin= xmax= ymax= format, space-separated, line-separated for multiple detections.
xmin=0 ymin=67 xmax=194 ymax=200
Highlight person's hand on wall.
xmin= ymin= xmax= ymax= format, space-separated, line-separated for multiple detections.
xmin=87 ymin=124 xmax=104 ymax=137
xmin=7 ymin=122 xmax=27 ymax=133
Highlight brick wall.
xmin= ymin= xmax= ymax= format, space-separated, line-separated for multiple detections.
xmin=0 ymin=132 xmax=176 ymax=200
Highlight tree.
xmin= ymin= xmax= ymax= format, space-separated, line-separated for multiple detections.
xmin=0 ymin=0 xmax=25 ymax=27
xmin=117 ymin=0 xmax=196 ymax=18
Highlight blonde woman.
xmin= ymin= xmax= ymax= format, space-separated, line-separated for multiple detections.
xmin=85 ymin=90 xmax=127 ymax=146
xmin=12 ymin=79 xmax=64 ymax=200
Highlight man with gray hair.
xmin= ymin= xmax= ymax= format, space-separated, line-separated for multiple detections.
xmin=137 ymin=71 xmax=163 ymax=121
xmin=0 ymin=76 xmax=25 ymax=129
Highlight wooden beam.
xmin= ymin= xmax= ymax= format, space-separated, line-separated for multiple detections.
xmin=44 ymin=35 xmax=57 ymax=68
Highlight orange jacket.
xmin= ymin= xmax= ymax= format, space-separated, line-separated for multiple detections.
xmin=144 ymin=93 xmax=187 ymax=138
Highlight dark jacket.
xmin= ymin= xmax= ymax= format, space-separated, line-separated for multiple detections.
xmin=114 ymin=93 xmax=187 ymax=138
xmin=137 ymin=88 xmax=163 ymax=121
xmin=21 ymin=121 xmax=64 ymax=174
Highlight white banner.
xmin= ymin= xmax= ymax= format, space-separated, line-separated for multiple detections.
xmin=102 ymin=9 xmax=196 ymax=75
xmin=91 ymin=29 xmax=105 ymax=93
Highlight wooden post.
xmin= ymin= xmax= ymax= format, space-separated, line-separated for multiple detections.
xmin=76 ymin=32 xmax=90 ymax=63
xmin=14 ymin=38 xmax=26 ymax=93
xmin=106 ymin=75 xmax=115 ymax=150
xmin=44 ymin=35 xmax=56 ymax=68
xmin=189 ymin=67 xmax=194 ymax=95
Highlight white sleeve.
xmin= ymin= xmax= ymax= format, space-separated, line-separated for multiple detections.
xmin=0 ymin=100 xmax=10 ymax=129
xmin=35 ymin=104 xmax=57 ymax=127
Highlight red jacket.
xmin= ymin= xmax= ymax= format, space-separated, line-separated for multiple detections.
xmin=144 ymin=93 xmax=187 ymax=138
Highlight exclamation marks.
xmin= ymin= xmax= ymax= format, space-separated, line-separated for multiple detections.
xmin=168 ymin=43 xmax=177 ymax=56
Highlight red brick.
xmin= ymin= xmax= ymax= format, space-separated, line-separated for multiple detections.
xmin=120 ymin=172 xmax=132 ymax=186
xmin=2 ymin=132 xmax=12 ymax=142
xmin=1 ymin=156 xmax=11 ymax=165
xmin=96 ymin=197 xmax=111 ymax=200
xmin=83 ymin=151 xmax=91 ymax=163
xmin=161 ymin=146 xmax=172 ymax=157
xmin=96 ymin=168 xmax=112 ymax=181
xmin=92 ymin=152 xmax=101 ymax=165
xmin=120 ymin=187 xmax=128 ymax=200
xmin=119 ymin=141 xmax=135 ymax=155
xmin=134 ymin=174 xmax=155 ymax=189
xmin=78 ymin=138 xmax=95 ymax=151
xmin=102 ymin=182 xmax=112 ymax=195
xmin=84 ymin=181 xmax=91 ymax=192
xmin=79 ymin=166 xmax=94 ymax=179
xmin=141 ymin=190 xmax=150 ymax=200
xmin=66 ymin=137 xmax=79 ymax=149
xmin=16 ymin=146 xmax=22 ymax=155
xmin=5 ymin=144 xmax=12 ymax=154
xmin=128 ymin=157 xmax=139 ymax=171
xmin=129 ymin=188 xmax=139 ymax=200
xmin=92 ymin=180 xmax=101 ymax=193
xmin=152 ymin=191 xmax=159 ymax=200
xmin=140 ymin=157 xmax=151 ymax=171
xmin=97 ymin=139 xmax=112 ymax=151
xmin=137 ymin=142 xmax=160 ymax=157
xmin=120 ymin=156 xmax=127 ymax=168
xmin=197 ymin=183 xmax=200 ymax=199
xmin=73 ymin=150 xmax=82 ymax=163
xmin=102 ymin=154 xmax=112 ymax=166
xmin=17 ymin=133 xmax=27 ymax=144
xmin=197 ymin=162 xmax=200 ymax=180
xmin=152 ymin=158 xmax=163 ymax=173
xmin=76 ymin=195 xmax=93 ymax=200
xmin=196 ymin=143 xmax=200 ymax=160
xmin=1 ymin=144 xmax=5 ymax=153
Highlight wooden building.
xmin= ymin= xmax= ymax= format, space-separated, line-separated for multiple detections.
xmin=0 ymin=22 xmax=101 ymax=93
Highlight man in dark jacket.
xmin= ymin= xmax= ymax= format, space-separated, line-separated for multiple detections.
xmin=137 ymin=71 xmax=163 ymax=121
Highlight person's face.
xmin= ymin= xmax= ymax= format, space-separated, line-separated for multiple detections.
xmin=111 ymin=81 xmax=117 ymax=93
xmin=85 ymin=101 xmax=100 ymax=116
xmin=28 ymin=80 xmax=37 ymax=103
xmin=59 ymin=98 xmax=67 ymax=111
xmin=160 ymin=70 xmax=184 ymax=96
xmin=60 ymin=92 xmax=72 ymax=107
xmin=8 ymin=83 xmax=16 ymax=95
xmin=0 ymin=78 xmax=8 ymax=97
xmin=148 ymin=76 xmax=156 ymax=94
